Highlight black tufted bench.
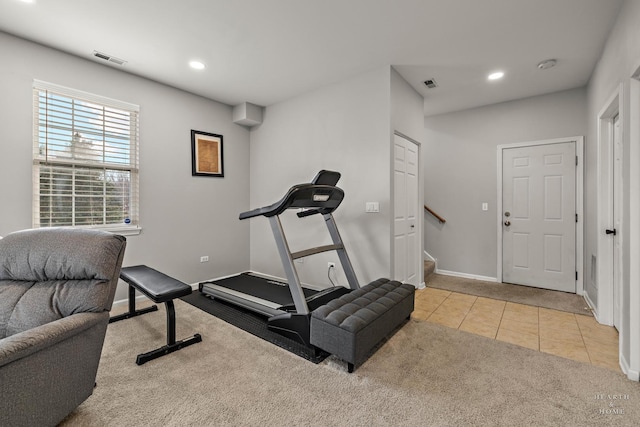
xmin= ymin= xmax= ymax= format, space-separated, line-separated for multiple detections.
xmin=310 ymin=279 xmax=415 ymax=372
xmin=109 ymin=265 xmax=202 ymax=365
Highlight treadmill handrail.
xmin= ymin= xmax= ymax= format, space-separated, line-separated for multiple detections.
xmin=239 ymin=184 xmax=344 ymax=220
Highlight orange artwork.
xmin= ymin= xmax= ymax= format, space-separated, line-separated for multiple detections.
xmin=197 ymin=138 xmax=219 ymax=174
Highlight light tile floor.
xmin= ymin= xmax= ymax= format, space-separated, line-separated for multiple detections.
xmin=413 ymin=287 xmax=621 ymax=372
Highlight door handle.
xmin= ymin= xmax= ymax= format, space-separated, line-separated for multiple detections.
xmin=504 ymin=220 xmax=511 ymax=227
xmin=606 ymin=228 xmax=617 ymax=235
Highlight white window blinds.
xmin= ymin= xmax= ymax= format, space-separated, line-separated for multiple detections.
xmin=33 ymin=81 xmax=140 ymax=230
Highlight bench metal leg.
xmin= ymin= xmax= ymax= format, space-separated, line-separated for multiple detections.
xmin=109 ymin=285 xmax=158 ymax=323
xmin=135 ymin=332 xmax=203 ymax=365
xmin=109 ymin=285 xmax=202 ymax=365
xmin=135 ymin=298 xmax=202 ymax=365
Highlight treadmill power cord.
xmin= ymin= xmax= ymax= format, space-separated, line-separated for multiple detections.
xmin=327 ymin=265 xmax=338 ymax=287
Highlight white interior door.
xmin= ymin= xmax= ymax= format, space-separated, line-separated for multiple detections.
xmin=613 ymin=114 xmax=622 ymax=330
xmin=393 ymin=134 xmax=419 ymax=286
xmin=502 ymin=142 xmax=576 ymax=292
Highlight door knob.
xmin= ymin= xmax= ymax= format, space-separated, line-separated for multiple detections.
xmin=504 ymin=220 xmax=511 ymax=227
xmin=606 ymin=228 xmax=617 ymax=235
xmin=504 ymin=211 xmax=511 ymax=217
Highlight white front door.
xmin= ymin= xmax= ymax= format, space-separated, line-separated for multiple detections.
xmin=393 ymin=134 xmax=419 ymax=286
xmin=502 ymin=142 xmax=576 ymax=292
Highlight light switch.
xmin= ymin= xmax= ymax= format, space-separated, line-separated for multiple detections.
xmin=482 ymin=202 xmax=488 ymax=211
xmin=366 ymin=202 xmax=380 ymax=213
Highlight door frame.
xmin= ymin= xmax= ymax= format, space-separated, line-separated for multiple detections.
xmin=596 ymin=85 xmax=623 ymax=325
xmin=628 ymin=63 xmax=640 ymax=380
xmin=496 ymin=137 xmax=584 ymax=294
xmin=392 ymin=130 xmax=424 ymax=288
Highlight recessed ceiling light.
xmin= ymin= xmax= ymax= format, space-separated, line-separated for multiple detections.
xmin=189 ymin=61 xmax=205 ymax=70
xmin=488 ymin=71 xmax=504 ymax=81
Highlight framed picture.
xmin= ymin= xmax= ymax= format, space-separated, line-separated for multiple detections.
xmin=191 ymin=130 xmax=224 ymax=177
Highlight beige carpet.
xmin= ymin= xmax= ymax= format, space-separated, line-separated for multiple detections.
xmin=61 ymin=299 xmax=640 ymax=426
xmin=428 ymin=273 xmax=593 ymax=316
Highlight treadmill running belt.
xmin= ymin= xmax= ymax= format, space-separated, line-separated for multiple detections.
xmin=204 ymin=273 xmax=318 ymax=306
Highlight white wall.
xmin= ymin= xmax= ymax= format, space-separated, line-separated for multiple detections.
xmin=585 ymin=0 xmax=640 ymax=379
xmin=248 ymin=67 xmax=392 ymax=287
xmin=391 ymin=67 xmax=425 ymax=140
xmin=0 ymin=32 xmax=251 ymax=301
xmin=423 ymin=88 xmax=587 ymax=278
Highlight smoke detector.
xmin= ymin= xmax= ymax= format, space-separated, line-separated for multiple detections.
xmin=92 ymin=51 xmax=127 ymax=66
xmin=423 ymin=78 xmax=438 ymax=89
xmin=537 ymin=59 xmax=557 ymax=70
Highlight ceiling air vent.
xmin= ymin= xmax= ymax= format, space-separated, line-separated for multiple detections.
xmin=423 ymin=78 xmax=438 ymax=89
xmin=93 ymin=50 xmax=127 ymax=66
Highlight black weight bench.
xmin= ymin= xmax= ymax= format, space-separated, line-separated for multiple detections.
xmin=109 ymin=265 xmax=202 ymax=365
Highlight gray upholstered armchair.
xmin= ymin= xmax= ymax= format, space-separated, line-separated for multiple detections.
xmin=0 ymin=228 xmax=126 ymax=427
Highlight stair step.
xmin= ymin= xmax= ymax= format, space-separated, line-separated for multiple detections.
xmin=424 ymin=260 xmax=436 ymax=284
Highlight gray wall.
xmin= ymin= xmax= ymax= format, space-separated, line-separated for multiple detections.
xmin=423 ymin=87 xmax=587 ymax=278
xmin=585 ymin=0 xmax=640 ymax=377
xmin=248 ymin=67 xmax=393 ymax=287
xmin=0 ymin=32 xmax=251 ymax=301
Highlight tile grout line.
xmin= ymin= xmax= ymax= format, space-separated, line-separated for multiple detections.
xmin=575 ymin=313 xmax=594 ymax=365
xmin=415 ymin=289 xmax=620 ymax=373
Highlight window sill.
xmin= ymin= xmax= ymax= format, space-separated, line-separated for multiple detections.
xmin=104 ymin=225 xmax=142 ymax=236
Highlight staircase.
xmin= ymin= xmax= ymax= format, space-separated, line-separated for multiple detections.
xmin=424 ymin=259 xmax=436 ymax=285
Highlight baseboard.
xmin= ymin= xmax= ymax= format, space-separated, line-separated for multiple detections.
xmin=582 ymin=292 xmax=598 ymax=319
xmin=583 ymin=292 xmax=611 ymax=326
xmin=112 ymin=293 xmax=148 ymax=308
xmin=434 ymin=269 xmax=498 ymax=283
xmin=620 ymin=353 xmax=639 ymax=381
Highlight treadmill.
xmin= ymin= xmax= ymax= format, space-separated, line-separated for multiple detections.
xmin=199 ymin=170 xmax=360 ymax=345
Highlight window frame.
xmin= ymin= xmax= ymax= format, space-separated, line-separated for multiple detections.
xmin=32 ymin=80 xmax=141 ymax=235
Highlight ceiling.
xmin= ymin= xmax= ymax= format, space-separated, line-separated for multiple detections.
xmin=0 ymin=0 xmax=624 ymax=116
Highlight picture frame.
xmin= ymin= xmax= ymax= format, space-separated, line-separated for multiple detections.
xmin=191 ymin=130 xmax=224 ymax=177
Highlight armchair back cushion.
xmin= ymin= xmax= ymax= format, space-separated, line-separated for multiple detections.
xmin=0 ymin=228 xmax=125 ymax=338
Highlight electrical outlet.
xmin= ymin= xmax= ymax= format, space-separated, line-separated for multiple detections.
xmin=328 ymin=262 xmax=336 ymax=269
xmin=200 ymin=256 xmax=209 ymax=263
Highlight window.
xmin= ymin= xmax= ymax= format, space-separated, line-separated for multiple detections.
xmin=33 ymin=81 xmax=140 ymax=233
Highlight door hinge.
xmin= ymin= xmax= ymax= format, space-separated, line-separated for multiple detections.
xmin=576 ymin=271 xmax=578 ymax=280
xmin=576 ymin=213 xmax=578 ymax=223
xmin=576 ymin=156 xmax=578 ymax=166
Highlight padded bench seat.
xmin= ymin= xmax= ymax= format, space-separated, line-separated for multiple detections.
xmin=310 ymin=278 xmax=415 ymax=372
xmin=120 ymin=265 xmax=192 ymax=303
xmin=110 ymin=265 xmax=202 ymax=365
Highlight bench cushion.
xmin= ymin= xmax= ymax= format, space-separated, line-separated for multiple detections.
xmin=119 ymin=265 xmax=191 ymax=303
xmin=310 ymin=278 xmax=414 ymax=366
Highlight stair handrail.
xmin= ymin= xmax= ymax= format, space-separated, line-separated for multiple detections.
xmin=424 ymin=205 xmax=446 ymax=224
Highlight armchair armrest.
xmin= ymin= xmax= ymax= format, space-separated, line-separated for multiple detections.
xmin=0 ymin=312 xmax=108 ymax=368
xmin=0 ymin=311 xmax=111 ymax=426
